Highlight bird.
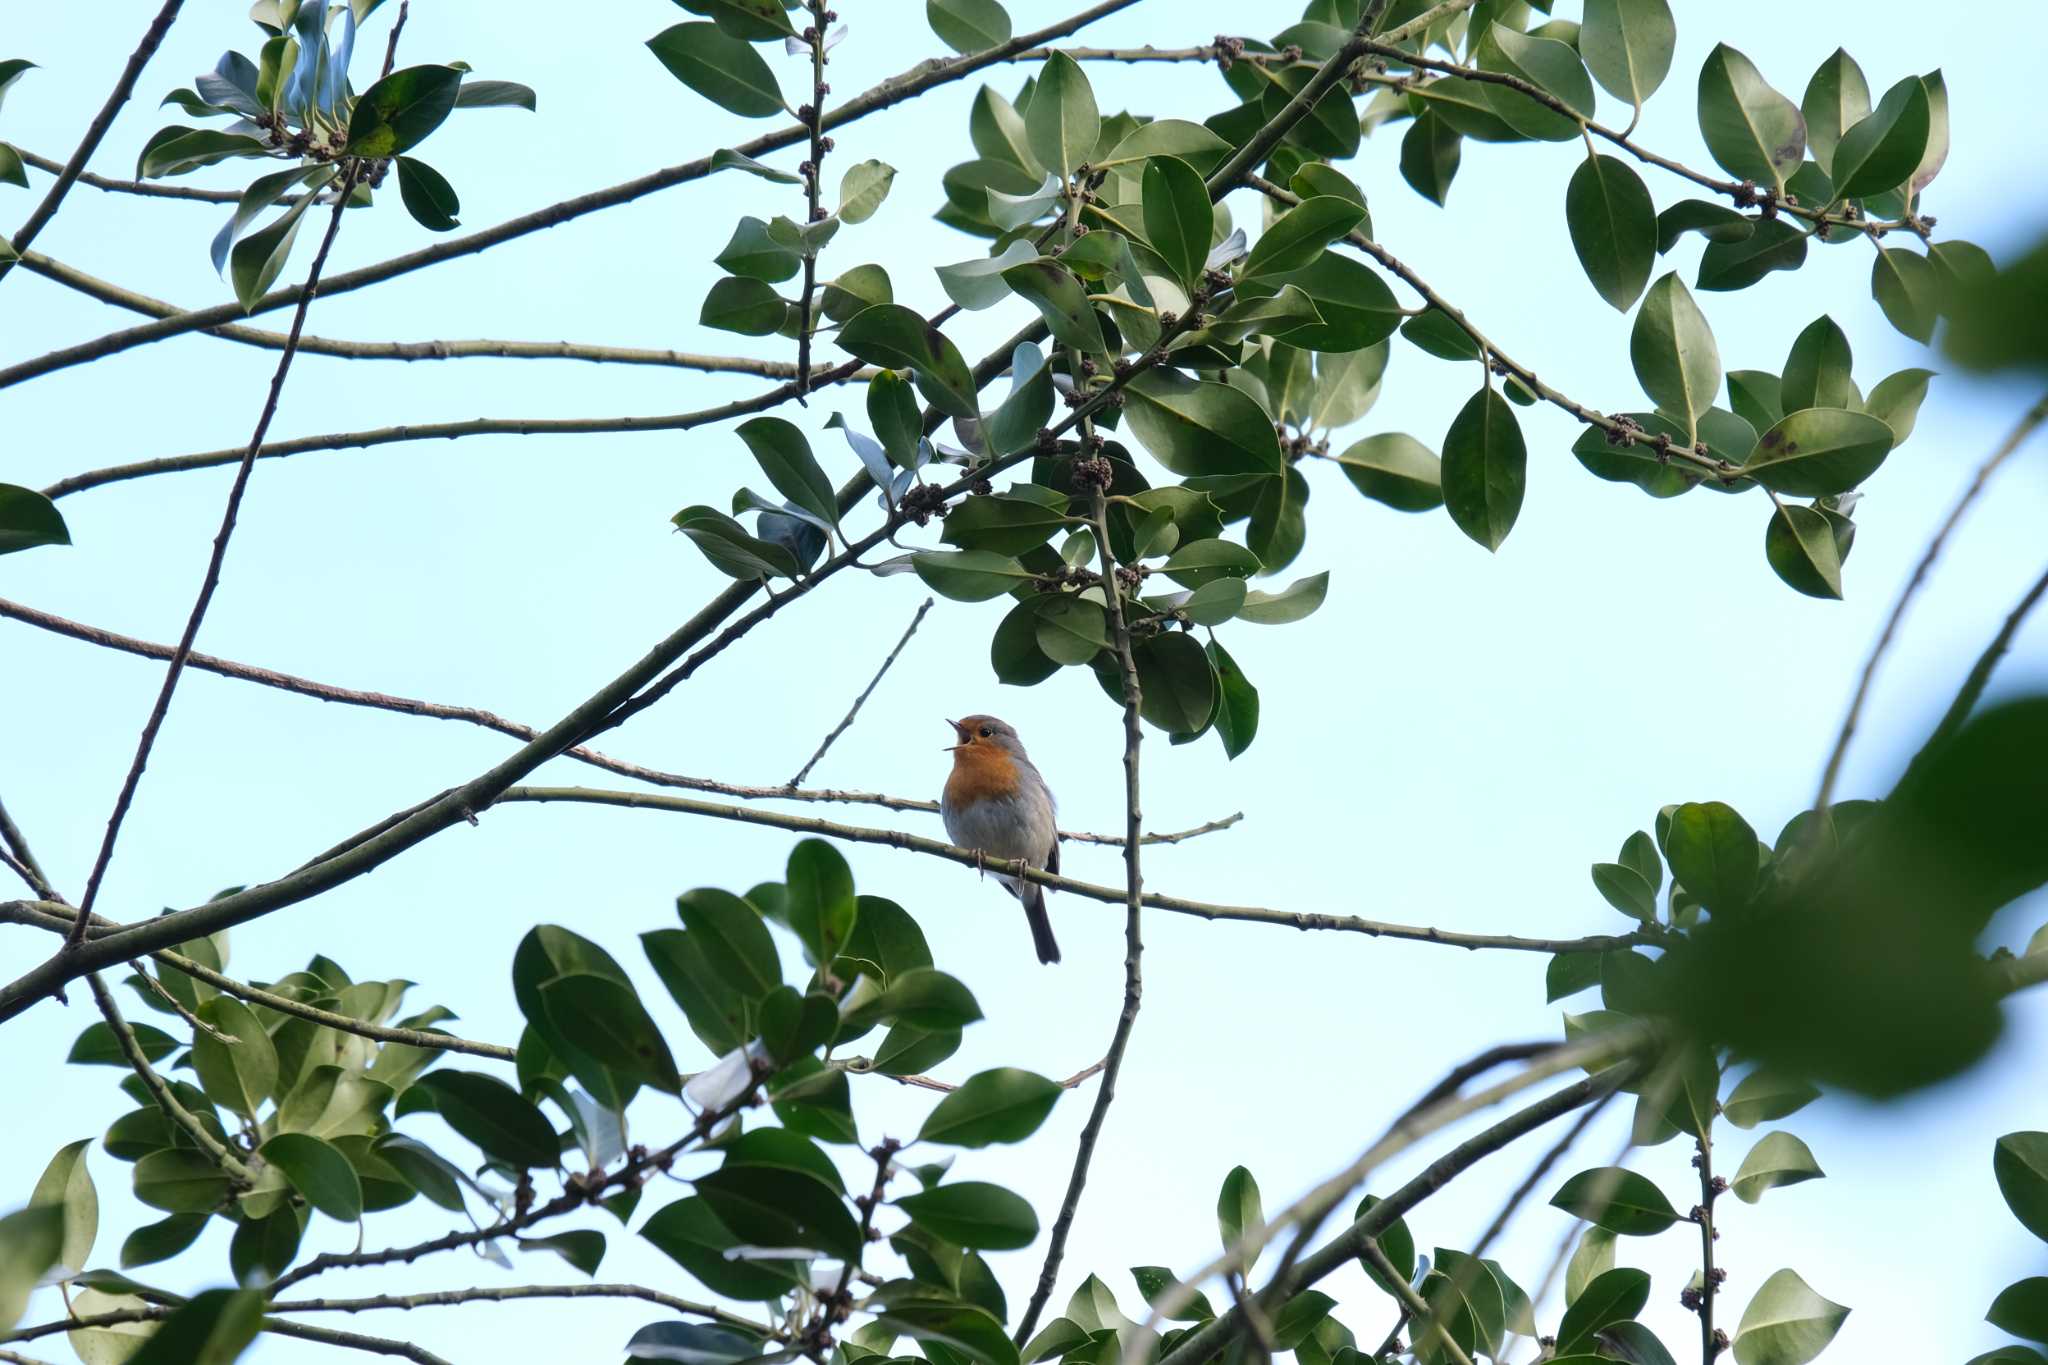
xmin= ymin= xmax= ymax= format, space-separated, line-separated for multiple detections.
xmin=940 ymin=714 xmax=1062 ymax=964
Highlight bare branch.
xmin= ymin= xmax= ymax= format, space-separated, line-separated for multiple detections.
xmin=0 ymin=594 xmax=1230 ymax=849
xmin=1815 ymin=390 xmax=2048 ymax=808
xmin=1 ymin=1308 xmax=450 ymax=1364
xmin=1362 ymin=1239 xmax=1475 ymax=1365
xmin=84 ymin=972 xmax=247 ymax=1178
xmin=0 ymin=0 xmax=184 ymax=288
xmin=9 ymin=146 xmax=248 ymax=201
xmin=0 ymin=0 xmax=1147 ymax=390
xmin=1913 ymin=557 xmax=2048 ymax=770
xmin=788 ymin=597 xmax=933 ymax=787
xmin=66 ymin=168 xmax=361 ymax=947
xmin=268 ymin=1284 xmax=771 ymax=1338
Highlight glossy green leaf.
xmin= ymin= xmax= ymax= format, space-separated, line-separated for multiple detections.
xmin=674 ymin=505 xmax=802 ymax=580
xmin=1566 ymin=155 xmax=1655 ymax=311
xmin=1832 ymin=75 xmax=1930 ymax=199
xmin=1996 ymin=1132 xmax=2048 ymax=1243
xmin=1248 ymin=252 xmax=1401 ymax=353
xmin=1732 ymin=1269 xmax=1848 ymax=1365
xmin=1130 ymin=1267 xmax=1213 ymax=1322
xmin=1697 ymin=44 xmax=1805 ymax=192
xmin=896 ymin=1181 xmax=1038 ymax=1250
xmin=229 ymin=190 xmax=319 ymax=312
xmin=678 ymin=0 xmax=798 ymax=40
xmin=715 ymin=217 xmax=801 ymax=283
xmin=1743 ymin=408 xmax=1893 ymax=496
xmin=29 ymin=1138 xmax=96 ymax=1277
xmin=192 ymin=997 xmax=279 ymax=1120
xmin=1123 ymin=370 xmax=1282 ymax=477
xmin=1731 ymin=1131 xmax=1825 ymax=1203
xmin=1399 ymin=110 xmax=1461 ymax=204
xmin=1698 ymin=219 xmax=1807 ymax=291
xmin=120 ymin=1212 xmax=209 ymax=1270
xmin=711 ymin=147 xmax=802 ymax=184
xmin=1160 ymin=538 xmax=1259 ymax=589
xmin=394 ymin=156 xmax=460 ymax=231
xmin=1722 ymin=1068 xmax=1821 ymax=1129
xmin=134 ymin=1148 xmax=230 ymax=1213
xmin=1549 ymin=1167 xmax=1682 ymax=1235
xmin=1991 ymin=1280 xmax=2048 ymax=1345
xmin=1142 ymin=155 xmax=1212 ymax=291
xmin=1800 ymin=49 xmax=1870 ymax=178
xmin=1663 ymin=800 xmax=1758 ymax=910
xmin=785 ymin=838 xmax=858 ymax=967
xmin=928 ymin=0 xmax=1013 ymax=55
xmin=1242 ymin=197 xmax=1365 ymax=281
xmin=1871 ymin=247 xmax=1939 ymax=344
xmin=258 ymin=1132 xmax=362 ymax=1220
xmin=874 ymin=967 xmax=982 ymax=1031
xmin=1003 ymin=259 xmax=1106 ymax=354
xmin=1035 ymin=595 xmax=1108 ymax=665
xmin=1656 ymin=199 xmax=1756 ymax=252
xmin=1441 ymin=386 xmax=1526 ymax=552
xmin=873 ymin=1292 xmax=1019 ymax=1365
xmin=647 ymin=23 xmax=784 ymax=118
xmin=913 ymin=550 xmax=1036 ymax=602
xmin=1557 ymin=1267 xmax=1650 ymax=1356
xmin=1216 ymin=1166 xmax=1262 ymax=1247
xmin=1631 ymin=272 xmax=1721 ymax=424
xmin=540 ymin=973 xmax=682 ymax=1095
xmin=700 ymin=276 xmax=788 ymax=335
xmin=1207 ymin=639 xmax=1258 ymax=757
xmin=918 ymin=1068 xmax=1062 ymax=1146
xmin=453 ymin=77 xmax=538 ymax=110
xmin=1591 ymin=862 xmax=1657 ymax=920
xmin=135 ymin=127 xmax=269 ymax=179
xmin=1764 ymin=504 xmax=1843 ymax=600
xmin=624 ymin=1321 xmax=765 ymax=1365
xmin=1236 ymin=571 xmax=1328 ymax=626
xmin=125 ymin=1287 xmax=265 ymax=1365
xmin=1026 ymin=52 xmax=1098 ymax=175
xmin=838 ymin=159 xmax=896 ymax=224
xmin=735 ymin=417 xmax=839 ymax=531
xmin=414 ymin=1070 xmax=559 ymax=1169
xmin=1580 ymin=0 xmax=1675 ymax=110
xmin=838 ymin=304 xmax=980 ymax=419
xmin=696 ymin=1165 xmax=861 ymax=1258
xmin=1477 ymin=25 xmax=1595 ymax=141
xmin=1864 ymin=367 xmax=1933 ymax=445
xmin=344 ymin=64 xmax=462 ymax=156
xmin=1781 ymin=315 xmax=1853 ymax=412
xmin=0 ymin=483 xmax=70 ymax=555
xmin=641 ymin=1196 xmax=803 ymax=1299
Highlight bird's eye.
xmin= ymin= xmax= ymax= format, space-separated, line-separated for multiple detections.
xmin=978 ymin=727 xmax=993 ymax=738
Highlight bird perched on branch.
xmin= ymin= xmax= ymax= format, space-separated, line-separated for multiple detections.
xmin=940 ymin=715 xmax=1061 ymax=964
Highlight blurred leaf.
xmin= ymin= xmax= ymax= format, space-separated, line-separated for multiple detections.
xmin=1731 ymin=1131 xmax=1824 ymax=1203
xmin=626 ymin=1320 xmax=768 ymax=1364
xmin=259 ymin=1132 xmax=362 ymax=1220
xmin=1996 ymin=1132 xmax=2048 ymax=1243
xmin=1871 ymin=248 xmax=1939 ymax=344
xmin=1991 ymin=1280 xmax=2048 ymax=1345
xmin=1733 ymin=1269 xmax=1848 ymax=1365
xmin=1131 ymin=1266 xmax=1212 ymax=1322
xmin=126 ymin=1287 xmax=266 ymax=1365
xmin=1557 ymin=1268 xmax=1649 ymax=1356
xmin=1565 ymin=1226 xmax=1616 ymax=1304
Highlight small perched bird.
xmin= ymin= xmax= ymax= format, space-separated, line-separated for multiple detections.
xmin=940 ymin=715 xmax=1061 ymax=964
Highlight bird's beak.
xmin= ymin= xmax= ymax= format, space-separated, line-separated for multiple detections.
xmin=942 ymin=719 xmax=965 ymax=752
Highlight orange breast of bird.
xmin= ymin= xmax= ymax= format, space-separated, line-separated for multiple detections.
xmin=945 ymin=743 xmax=1021 ymax=809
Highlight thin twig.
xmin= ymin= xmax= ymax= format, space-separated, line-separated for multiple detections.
xmin=0 ymin=0 xmax=184 ymax=286
xmin=9 ymin=147 xmax=249 ymax=201
xmin=1013 ymin=475 xmax=1149 ymax=1345
xmin=1913 ymin=558 xmax=2048 ymax=770
xmin=1696 ymin=1127 xmax=1722 ymax=1363
xmin=1362 ymin=1240 xmax=1475 ymax=1365
xmin=1814 ymin=391 xmax=2048 ymax=808
xmin=0 ymin=0 xmax=1146 ymax=390
xmin=0 ymin=593 xmax=1230 ymax=849
xmin=269 ymin=1284 xmax=771 ymax=1338
xmin=65 ymin=166 xmax=361 ymax=948
xmin=1 ymin=1308 xmax=449 ymax=1364
xmin=380 ymin=0 xmax=410 ymax=77
xmin=788 ymin=597 xmax=932 ymax=786
xmin=83 ymin=971 xmax=247 ymax=1178
xmin=15 ymin=251 xmax=880 ymax=377
xmin=0 ymin=797 xmax=57 ymax=900
xmin=795 ymin=0 xmax=830 ymax=397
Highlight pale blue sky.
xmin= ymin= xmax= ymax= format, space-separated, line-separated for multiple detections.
xmin=4 ymin=2 xmax=2047 ymax=1362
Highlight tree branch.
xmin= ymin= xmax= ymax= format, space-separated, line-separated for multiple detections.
xmin=9 ymin=146 xmax=250 ymax=201
xmin=65 ymin=167 xmax=361 ymax=947
xmin=84 ymin=971 xmax=248 ymax=1179
xmin=1913 ymin=557 xmax=2048 ymax=768
xmin=15 ymin=250 xmax=881 ymax=377
xmin=0 ymin=0 xmax=1146 ymax=391
xmin=0 ymin=0 xmax=184 ymax=286
xmin=267 ymin=1284 xmax=773 ymax=1338
xmin=1362 ymin=1239 xmax=1474 ymax=1365
xmin=0 ymin=593 xmax=1231 ymax=849
xmin=788 ymin=597 xmax=932 ymax=787
xmin=1814 ymin=390 xmax=2048 ymax=808
xmin=1014 ymin=474 xmax=1149 ymax=1345
xmin=1 ymin=1308 xmax=449 ymax=1364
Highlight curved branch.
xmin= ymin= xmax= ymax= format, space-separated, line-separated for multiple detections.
xmin=0 ymin=0 xmax=1146 ymax=391
xmin=268 ymin=1284 xmax=773 ymax=1338
xmin=0 ymin=1308 xmax=449 ymax=1364
xmin=84 ymin=971 xmax=247 ymax=1179
xmin=0 ymin=0 xmax=185 ymax=287
xmin=10 ymin=146 xmax=247 ymax=201
xmin=1815 ymin=391 xmax=2048 ymax=808
xmin=17 ymin=251 xmax=872 ymax=377
xmin=0 ymin=594 xmax=1231 ymax=849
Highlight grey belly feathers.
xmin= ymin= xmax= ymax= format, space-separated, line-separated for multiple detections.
xmin=941 ymin=784 xmax=1056 ymax=898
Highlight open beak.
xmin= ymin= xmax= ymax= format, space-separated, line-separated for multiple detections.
xmin=942 ymin=719 xmax=966 ymax=752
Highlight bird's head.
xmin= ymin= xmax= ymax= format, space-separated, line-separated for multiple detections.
xmin=945 ymin=714 xmax=1022 ymax=755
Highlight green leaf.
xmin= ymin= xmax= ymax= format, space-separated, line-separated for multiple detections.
xmin=1548 ymin=952 xmax=1602 ymax=1003
xmin=1123 ymin=370 xmax=1282 ymax=477
xmin=1631 ymin=272 xmax=1721 ymax=425
xmin=1246 ymin=252 xmax=1401 ymax=353
xmin=1996 ymin=1132 xmax=2048 ymax=1243
xmin=134 ymin=1148 xmax=230 ymax=1213
xmin=838 ymin=304 xmax=979 ymax=419
xmin=875 ymin=968 xmax=983 ymax=1031
xmin=913 ymin=550 xmax=1037 ymax=602
xmin=1002 ymin=259 xmax=1106 ymax=354
xmin=711 ymin=147 xmax=802 ymax=184
xmin=1236 ymin=571 xmax=1327 ymax=626
xmin=1549 ymin=1167 xmax=1682 ymax=1235
xmin=1743 ymin=408 xmax=1893 ymax=496
xmin=787 ymin=839 xmax=859 ymax=966
xmin=647 ymin=23 xmax=784 ymax=118
xmin=120 ymin=1212 xmax=209 ymax=1269
xmin=1592 ymin=1322 xmax=1678 ymax=1365
xmin=1336 ymin=433 xmax=1443 ymax=512
xmin=190 ymin=996 xmax=279 ymax=1120
xmin=896 ymin=1181 xmax=1038 ymax=1250
xmin=1580 ymin=0 xmax=1675 ymax=110
xmin=700 ymin=276 xmax=788 ymax=335
xmin=918 ymin=1068 xmax=1062 ymax=1147
xmin=1474 ymin=26 xmax=1594 ymax=141
xmin=1352 ymin=1193 xmax=1415 ymax=1297
xmin=134 ymin=127 xmax=269 ymax=179
xmin=1864 ymin=367 xmax=1933 ymax=445
xmin=838 ymin=159 xmax=896 ymax=224
xmin=1801 ymin=49 xmax=1871 ymax=178
xmin=453 ymin=78 xmax=538 ymax=110
xmin=1207 ymin=639 xmax=1258 ymax=758
xmin=1565 ymin=1226 xmax=1616 ymax=1304
xmin=1730 ymin=1131 xmax=1825 ymax=1203
xmin=1035 ymin=596 xmax=1108 ymax=665
xmin=715 ymin=217 xmax=801 ymax=283
xmin=736 ymin=417 xmax=840 ymax=532
xmin=1697 ymin=219 xmax=1807 ymax=291
xmin=1991 ymin=1279 xmax=2048 ymax=1345
xmin=1591 ymin=863 xmax=1657 ymax=920
xmin=678 ymin=0 xmax=798 ymax=42
xmin=126 ymin=1287 xmax=266 ymax=1365
xmin=0 ymin=1205 xmax=62 ymax=1330
xmin=229 ymin=189 xmax=320 ymax=312
xmin=1399 ymin=110 xmax=1461 ymax=204
xmin=1217 ymin=1165 xmax=1262 ymax=1247
xmin=674 ymin=505 xmax=802 ymax=580
xmin=258 ymin=1132 xmax=362 ymax=1221
xmin=1732 ymin=1269 xmax=1848 ymax=1365
xmin=1764 ymin=504 xmax=1843 ymax=600
xmin=625 ymin=1322 xmax=765 ymax=1364
xmin=1141 ymin=155 xmax=1212 ymax=292
xmin=642 ymin=1196 xmax=804 ymax=1299
xmin=1831 ymin=75 xmax=1929 ymax=199
xmin=1781 ymin=315 xmax=1854 ymax=412
xmin=1656 ymin=199 xmax=1756 ymax=253
xmin=1696 ymin=44 xmax=1805 ymax=192
xmin=1026 ymin=52 xmax=1098 ymax=174
xmin=414 ymin=1071 xmax=559 ymax=1169
xmin=1871 ymin=247 xmax=1939 ymax=344
xmin=1131 ymin=1267 xmax=1213 ymax=1322
xmin=1566 ymin=155 xmax=1656 ymax=311
xmin=1441 ymin=385 xmax=1526 ymax=552
xmin=678 ymin=888 xmax=781 ymax=1005
xmin=68 ymin=1020 xmax=175 ymax=1066
xmin=1722 ymin=1068 xmax=1820 ymax=1129
xmin=696 ymin=1165 xmax=861 ymax=1258
xmin=394 ymin=156 xmax=460 ymax=231
xmin=344 ymin=64 xmax=462 ymax=157
xmin=1242 ymin=197 xmax=1365 ymax=281
xmin=1663 ymin=800 xmax=1758 ymax=911
xmin=541 ymin=973 xmax=683 ymax=1095
xmin=1160 ymin=539 xmax=1259 ymax=589
xmin=30 ymin=1138 xmax=96 ymax=1277
xmin=873 ymin=1293 xmax=1019 ymax=1365
xmin=927 ymin=0 xmax=1013 ymax=54
xmin=1557 ymin=1267 xmax=1650 ymax=1356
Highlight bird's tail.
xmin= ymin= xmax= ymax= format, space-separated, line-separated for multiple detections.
xmin=1021 ymin=883 xmax=1061 ymax=965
